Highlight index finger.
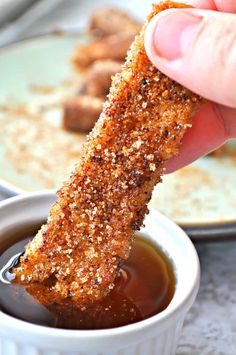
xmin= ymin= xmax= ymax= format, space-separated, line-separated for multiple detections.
xmin=165 ymin=102 xmax=227 ymax=173
xmin=173 ymin=0 xmax=215 ymax=9
xmin=214 ymin=0 xmax=236 ymax=13
xmin=172 ymin=0 xmax=236 ymax=12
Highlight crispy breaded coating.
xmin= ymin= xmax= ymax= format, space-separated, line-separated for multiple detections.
xmin=63 ymin=95 xmax=103 ymax=132
xmin=14 ymin=2 xmax=201 ymax=306
xmin=89 ymin=7 xmax=140 ymax=37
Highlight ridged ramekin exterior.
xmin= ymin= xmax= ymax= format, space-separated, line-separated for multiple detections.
xmin=0 ymin=319 xmax=184 ymax=355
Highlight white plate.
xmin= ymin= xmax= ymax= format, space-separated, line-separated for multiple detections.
xmin=0 ymin=35 xmax=88 ymax=194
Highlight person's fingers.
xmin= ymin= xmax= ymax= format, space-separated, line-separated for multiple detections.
xmin=173 ymin=0 xmax=216 ymax=10
xmin=145 ymin=9 xmax=236 ymax=107
xmin=214 ymin=0 xmax=236 ymax=13
xmin=218 ymin=105 xmax=236 ymax=138
xmin=174 ymin=0 xmax=236 ymax=13
xmin=165 ymin=102 xmax=228 ymax=173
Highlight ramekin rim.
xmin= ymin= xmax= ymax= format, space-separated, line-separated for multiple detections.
xmin=0 ymin=190 xmax=200 ymax=339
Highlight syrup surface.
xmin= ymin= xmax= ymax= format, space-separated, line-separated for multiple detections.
xmin=0 ymin=225 xmax=175 ymax=329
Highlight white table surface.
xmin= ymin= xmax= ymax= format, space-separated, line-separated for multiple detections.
xmin=0 ymin=1 xmax=236 ymax=353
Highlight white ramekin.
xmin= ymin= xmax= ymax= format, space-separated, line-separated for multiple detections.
xmin=0 ymin=191 xmax=200 ymax=355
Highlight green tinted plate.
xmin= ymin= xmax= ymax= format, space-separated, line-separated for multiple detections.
xmin=0 ymin=35 xmax=236 ymax=241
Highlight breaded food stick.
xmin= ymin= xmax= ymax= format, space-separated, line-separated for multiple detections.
xmin=89 ymin=7 xmax=140 ymax=37
xmin=86 ymin=59 xmax=122 ymax=98
xmin=14 ymin=1 xmax=201 ymax=306
xmin=63 ymin=95 xmax=103 ymax=132
xmin=73 ymin=32 xmax=136 ymax=69
xmin=64 ymin=61 xmax=121 ymax=132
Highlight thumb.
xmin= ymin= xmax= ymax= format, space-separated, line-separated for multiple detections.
xmin=145 ymin=8 xmax=236 ymax=108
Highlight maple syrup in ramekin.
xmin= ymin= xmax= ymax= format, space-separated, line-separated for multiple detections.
xmin=0 ymin=223 xmax=175 ymax=329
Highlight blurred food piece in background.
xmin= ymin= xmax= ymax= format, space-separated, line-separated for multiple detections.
xmin=64 ymin=95 xmax=103 ymax=132
xmin=86 ymin=60 xmax=122 ymax=98
xmin=64 ymin=59 xmax=121 ymax=132
xmin=89 ymin=6 xmax=140 ymax=37
xmin=63 ymin=7 xmax=141 ymax=133
xmin=73 ymin=32 xmax=135 ymax=69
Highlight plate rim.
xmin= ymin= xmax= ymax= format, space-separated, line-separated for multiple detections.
xmin=0 ymin=31 xmax=90 ymax=52
xmin=1 ymin=180 xmax=236 ymax=243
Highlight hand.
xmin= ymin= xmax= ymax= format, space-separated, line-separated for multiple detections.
xmin=145 ymin=0 xmax=236 ymax=173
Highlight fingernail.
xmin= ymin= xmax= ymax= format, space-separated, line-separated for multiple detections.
xmin=153 ymin=11 xmax=202 ymax=60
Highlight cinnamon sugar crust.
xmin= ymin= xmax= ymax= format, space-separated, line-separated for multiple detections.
xmin=14 ymin=2 xmax=202 ymax=306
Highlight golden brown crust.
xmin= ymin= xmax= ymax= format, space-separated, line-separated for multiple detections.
xmin=14 ymin=2 xmax=201 ymax=306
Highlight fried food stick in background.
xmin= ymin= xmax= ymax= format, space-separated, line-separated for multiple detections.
xmin=64 ymin=60 xmax=122 ymax=132
xmin=89 ymin=7 xmax=141 ymax=37
xmin=14 ymin=1 xmax=202 ymax=306
xmin=63 ymin=95 xmax=104 ymax=132
xmin=73 ymin=32 xmax=137 ymax=69
xmin=66 ymin=8 xmax=139 ymax=132
xmin=73 ymin=7 xmax=140 ymax=69
xmin=86 ymin=59 xmax=122 ymax=98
